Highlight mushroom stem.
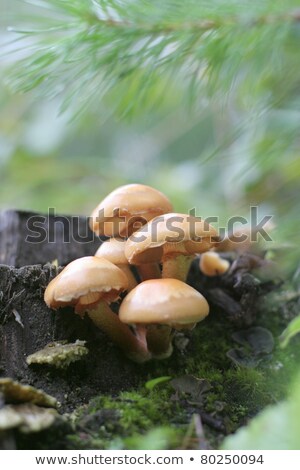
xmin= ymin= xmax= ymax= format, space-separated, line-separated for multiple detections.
xmin=118 ymin=265 xmax=138 ymax=291
xmin=137 ymin=263 xmax=161 ymax=281
xmin=162 ymin=254 xmax=194 ymax=281
xmin=146 ymin=325 xmax=174 ymax=359
xmin=135 ymin=325 xmax=148 ymax=350
xmin=87 ymin=302 xmax=151 ymax=363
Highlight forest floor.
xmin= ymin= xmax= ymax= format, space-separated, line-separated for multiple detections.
xmin=0 ymin=212 xmax=299 ymax=450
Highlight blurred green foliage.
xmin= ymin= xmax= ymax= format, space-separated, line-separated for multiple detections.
xmin=223 ymin=373 xmax=300 ymax=450
xmin=280 ymin=315 xmax=300 ymax=348
xmin=0 ymin=1 xmax=300 ymax=450
xmin=1 ymin=2 xmax=299 ymax=277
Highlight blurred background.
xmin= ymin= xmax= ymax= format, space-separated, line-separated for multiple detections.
xmin=1 ymin=0 xmax=300 ymax=451
xmin=0 ymin=0 xmax=299 ymax=273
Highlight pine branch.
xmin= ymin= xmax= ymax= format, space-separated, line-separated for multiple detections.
xmin=70 ymin=8 xmax=300 ymax=33
xmin=3 ymin=0 xmax=300 ymax=117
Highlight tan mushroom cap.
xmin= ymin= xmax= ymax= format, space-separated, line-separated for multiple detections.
xmin=44 ymin=256 xmax=128 ymax=313
xmin=199 ymin=251 xmax=230 ymax=276
xmin=95 ymin=238 xmax=138 ymax=291
xmin=95 ymin=238 xmax=128 ymax=265
xmin=125 ymin=213 xmax=218 ymax=265
xmin=89 ymin=184 xmax=173 ymax=237
xmin=119 ymin=278 xmax=209 ymax=326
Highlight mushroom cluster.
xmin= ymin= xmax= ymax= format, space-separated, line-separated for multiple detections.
xmin=44 ymin=184 xmax=224 ymax=363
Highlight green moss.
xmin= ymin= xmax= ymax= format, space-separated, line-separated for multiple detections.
xmin=67 ymin=387 xmax=185 ymax=449
xmin=90 ymin=389 xmax=176 ymax=432
xmin=65 ymin=285 xmax=300 ymax=450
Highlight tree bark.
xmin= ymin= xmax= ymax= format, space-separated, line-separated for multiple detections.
xmin=0 ymin=211 xmax=143 ymax=411
xmin=0 ymin=209 xmax=101 ymax=267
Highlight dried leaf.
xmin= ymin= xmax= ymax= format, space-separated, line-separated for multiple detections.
xmin=232 ymin=327 xmax=274 ymax=355
xmin=170 ymin=375 xmax=211 ymax=403
xmin=226 ymin=348 xmax=262 ymax=368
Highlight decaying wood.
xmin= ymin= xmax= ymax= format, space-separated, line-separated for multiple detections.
xmin=0 ymin=211 xmax=277 ymax=412
xmin=0 ymin=209 xmax=101 ymax=267
xmin=0 ymin=211 xmax=143 ymax=411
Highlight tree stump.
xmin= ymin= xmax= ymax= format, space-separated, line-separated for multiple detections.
xmin=0 ymin=210 xmax=143 ymax=411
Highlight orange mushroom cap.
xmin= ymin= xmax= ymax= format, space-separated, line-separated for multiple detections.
xmin=95 ymin=238 xmax=138 ymax=291
xmin=119 ymin=278 xmax=209 ymax=327
xmin=125 ymin=213 xmax=218 ymax=265
xmin=199 ymin=252 xmax=230 ymax=276
xmin=44 ymin=256 xmax=128 ymax=314
xmin=90 ymin=184 xmax=173 ymax=237
xmin=95 ymin=238 xmax=128 ymax=265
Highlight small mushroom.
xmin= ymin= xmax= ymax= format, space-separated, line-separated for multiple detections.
xmin=44 ymin=256 xmax=150 ymax=363
xmin=89 ymin=183 xmax=173 ymax=238
xmin=95 ymin=238 xmax=138 ymax=291
xmin=125 ymin=213 xmax=218 ymax=281
xmin=119 ymin=279 xmax=209 ymax=358
xmin=199 ymin=252 xmax=230 ymax=276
